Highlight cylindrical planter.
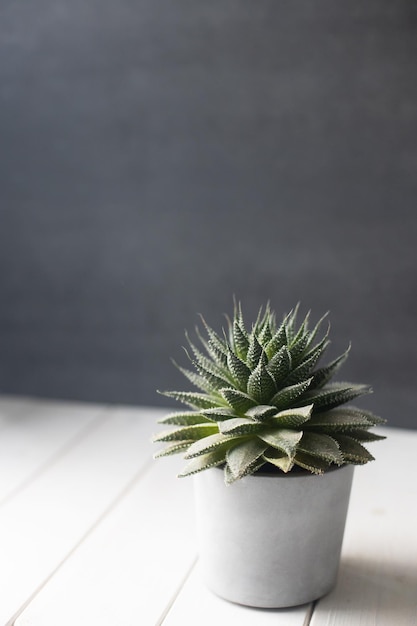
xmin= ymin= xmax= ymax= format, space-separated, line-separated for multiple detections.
xmin=194 ymin=465 xmax=354 ymax=608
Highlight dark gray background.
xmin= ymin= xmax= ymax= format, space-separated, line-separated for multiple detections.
xmin=1 ymin=1 xmax=416 ymax=428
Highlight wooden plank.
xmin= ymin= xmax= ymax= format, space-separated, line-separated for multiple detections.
xmin=14 ymin=446 xmax=310 ymax=626
xmin=162 ymin=565 xmax=312 ymax=626
xmin=9 ymin=418 xmax=417 ymax=626
xmin=0 ymin=405 xmax=162 ymax=625
xmin=0 ymin=398 xmax=108 ymax=506
xmin=311 ymin=427 xmax=417 ymax=626
xmin=14 ymin=456 xmax=196 ymax=626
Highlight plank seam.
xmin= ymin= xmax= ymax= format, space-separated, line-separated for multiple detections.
xmin=0 ymin=407 xmax=112 ymax=510
xmin=157 ymin=557 xmax=199 ymax=626
xmin=7 ymin=455 xmax=156 ymax=626
xmin=303 ymin=600 xmax=317 ymax=626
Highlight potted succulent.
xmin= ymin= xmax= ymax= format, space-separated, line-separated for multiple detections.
xmin=153 ymin=303 xmax=385 ymax=608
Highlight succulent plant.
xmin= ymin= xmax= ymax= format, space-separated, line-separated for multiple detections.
xmin=154 ymin=303 xmax=385 ymax=484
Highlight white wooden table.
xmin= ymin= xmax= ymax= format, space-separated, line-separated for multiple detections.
xmin=0 ymin=395 xmax=415 ymax=626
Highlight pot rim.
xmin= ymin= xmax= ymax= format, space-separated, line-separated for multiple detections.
xmin=211 ymin=463 xmax=352 ymax=479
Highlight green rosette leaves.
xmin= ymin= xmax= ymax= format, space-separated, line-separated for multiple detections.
xmin=154 ymin=303 xmax=385 ymax=483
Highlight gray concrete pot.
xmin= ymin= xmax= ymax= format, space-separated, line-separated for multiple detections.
xmin=193 ymin=464 xmax=354 ymax=608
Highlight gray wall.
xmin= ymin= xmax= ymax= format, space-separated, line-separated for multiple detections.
xmin=1 ymin=1 xmax=416 ymax=428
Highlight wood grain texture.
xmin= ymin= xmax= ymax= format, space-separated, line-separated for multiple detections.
xmin=1 ymin=397 xmax=415 ymax=626
xmin=15 ymin=456 xmax=196 ymax=626
xmin=0 ymin=401 xmax=160 ymax=625
xmin=0 ymin=397 xmax=107 ymax=506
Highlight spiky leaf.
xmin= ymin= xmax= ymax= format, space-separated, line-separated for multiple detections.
xmin=284 ymin=339 xmax=328 ymax=386
xmin=178 ymin=448 xmax=227 ymax=477
xmin=160 ymin=390 xmax=220 ymax=410
xmin=221 ymin=388 xmax=256 ymax=413
xmin=270 ymin=404 xmax=313 ymax=428
xmin=153 ymin=423 xmax=218 ymax=443
xmin=267 ymin=346 xmax=292 ymax=385
xmin=306 ymin=407 xmax=385 ymax=431
xmin=298 ymin=432 xmax=343 ymax=465
xmin=155 ymin=302 xmax=384 ymax=482
xmin=301 ymin=325 xmax=330 ymax=363
xmin=270 ymin=378 xmax=313 ymax=410
xmin=154 ymin=440 xmax=195 ymax=458
xmin=285 ymin=303 xmax=300 ymax=342
xmin=201 ymin=407 xmax=237 ymax=421
xmin=265 ymin=320 xmax=288 ymax=358
xmin=219 ymin=417 xmax=263 ymax=436
xmin=304 ymin=312 xmax=329 ymax=352
xmin=262 ymin=449 xmax=294 ymax=473
xmin=173 ymin=362 xmax=220 ymax=394
xmin=247 ymin=360 xmax=276 ymax=403
xmin=258 ymin=428 xmax=303 ymax=458
xmin=184 ymin=433 xmax=240 ymax=459
xmin=185 ymin=337 xmax=232 ymax=386
xmin=294 ymin=451 xmax=331 ymax=474
xmin=158 ymin=411 xmax=213 ymax=426
xmin=258 ymin=319 xmax=273 ymax=345
xmin=302 ymin=383 xmax=372 ymax=411
xmin=309 ymin=345 xmax=351 ymax=390
xmin=245 ymin=405 xmax=279 ymax=421
xmin=344 ymin=430 xmax=386 ymax=442
xmin=227 ymin=348 xmax=251 ymax=391
xmin=333 ymin=434 xmax=375 ymax=464
xmin=226 ymin=439 xmax=269 ymax=481
xmin=233 ymin=318 xmax=249 ymax=360
xmin=246 ymin=334 xmax=263 ymax=369
xmin=193 ymin=362 xmax=233 ymax=392
xmin=290 ymin=335 xmax=310 ymax=365
xmin=198 ymin=316 xmax=228 ymax=364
